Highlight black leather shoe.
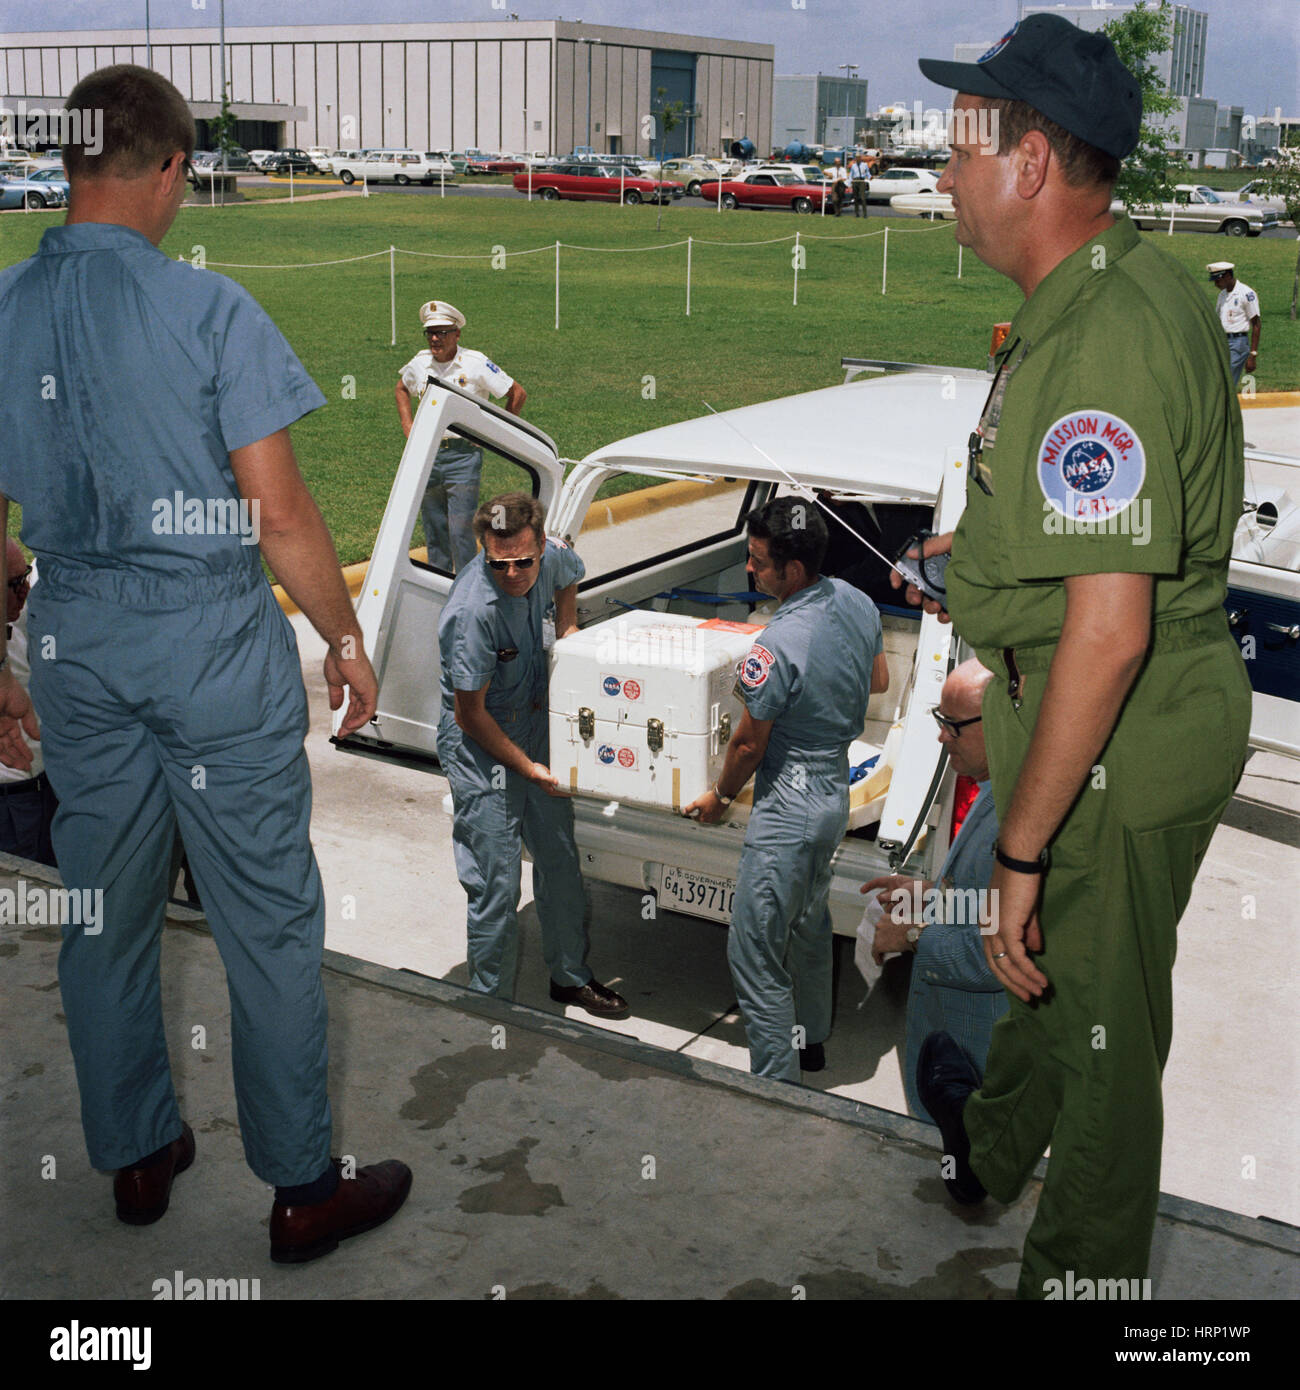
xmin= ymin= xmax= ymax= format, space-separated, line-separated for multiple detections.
xmin=114 ymin=1123 xmax=196 ymax=1225
xmin=270 ymin=1159 xmax=413 ymax=1264
xmin=549 ymin=978 xmax=630 ymax=1019
xmin=916 ymin=1032 xmax=987 ymax=1205
xmin=799 ymin=1041 xmax=826 ymax=1072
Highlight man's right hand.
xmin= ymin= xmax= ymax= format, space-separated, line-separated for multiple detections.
xmin=325 ymin=645 xmax=378 ymax=736
xmin=529 ymin=762 xmax=569 ymax=797
xmin=0 ymin=669 xmax=39 ymax=772
xmin=890 ymin=531 xmax=953 ymax=621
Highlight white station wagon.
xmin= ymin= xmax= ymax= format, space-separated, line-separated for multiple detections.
xmin=332 ymin=149 xmax=448 ymax=186
xmin=335 ymin=359 xmax=1298 ymax=934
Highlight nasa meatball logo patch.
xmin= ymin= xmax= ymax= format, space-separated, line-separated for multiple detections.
xmin=740 ymin=644 xmax=775 ymax=689
xmin=1037 ymin=410 xmax=1145 ymax=522
xmin=979 ymin=22 xmax=1020 ymax=63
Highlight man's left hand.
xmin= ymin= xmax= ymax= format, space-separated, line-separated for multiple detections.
xmin=324 ymin=646 xmax=379 ymax=736
xmin=982 ymin=862 xmax=1049 ymax=1003
xmin=0 ymin=669 xmax=39 ymax=772
xmin=871 ymin=917 xmax=913 ymax=966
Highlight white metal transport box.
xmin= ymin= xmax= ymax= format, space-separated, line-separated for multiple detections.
xmin=548 ymin=610 xmax=765 ymax=810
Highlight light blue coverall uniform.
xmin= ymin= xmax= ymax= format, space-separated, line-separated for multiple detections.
xmin=728 ymin=577 xmax=882 ymax=1082
xmin=437 ymin=540 xmax=593 ymax=997
xmin=0 ymin=224 xmax=332 ymax=1186
xmin=901 ymin=783 xmax=1007 ymax=1124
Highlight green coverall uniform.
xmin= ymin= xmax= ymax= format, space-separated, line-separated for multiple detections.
xmin=945 ymin=215 xmax=1253 ymax=1299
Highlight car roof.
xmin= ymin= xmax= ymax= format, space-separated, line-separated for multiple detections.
xmin=581 ymin=373 xmax=989 ymax=498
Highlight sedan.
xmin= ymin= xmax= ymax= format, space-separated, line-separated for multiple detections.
xmin=0 ymin=173 xmax=67 ymax=209
xmin=23 ymin=166 xmax=70 ymax=198
xmin=1118 ymin=184 xmax=1279 ymax=236
xmin=867 ymin=167 xmax=940 ymax=201
xmin=1230 ymin=180 xmax=1289 ymax=216
xmin=698 ymin=170 xmax=837 ymax=214
xmin=264 ymin=150 xmax=318 ymax=175
xmin=467 ymin=154 xmax=527 ymax=174
xmin=513 ymin=163 xmax=683 ymax=204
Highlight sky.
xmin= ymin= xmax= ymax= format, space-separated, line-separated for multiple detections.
xmin=3 ymin=0 xmax=1298 ymax=116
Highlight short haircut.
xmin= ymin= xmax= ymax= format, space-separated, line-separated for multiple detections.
xmin=746 ymin=496 xmax=828 ymax=576
xmin=472 ymin=492 xmax=546 ymax=548
xmin=986 ymin=96 xmax=1120 ymax=189
xmin=62 ymin=65 xmax=195 ymax=179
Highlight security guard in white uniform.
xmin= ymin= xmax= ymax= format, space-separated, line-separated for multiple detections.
xmin=1207 ymin=262 xmax=1261 ymax=386
xmin=395 ymin=300 xmax=527 ymax=572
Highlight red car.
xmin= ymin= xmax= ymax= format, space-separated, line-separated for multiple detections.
xmin=698 ymin=170 xmax=838 ymax=214
xmin=513 ymin=162 xmax=684 ymax=205
xmin=469 ymin=155 xmax=527 ymax=174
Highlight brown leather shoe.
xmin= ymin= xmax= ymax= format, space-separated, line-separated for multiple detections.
xmin=269 ymin=1159 xmax=413 ymax=1264
xmin=114 ymin=1123 xmax=196 ymax=1226
xmin=549 ymin=978 xmax=630 ymax=1019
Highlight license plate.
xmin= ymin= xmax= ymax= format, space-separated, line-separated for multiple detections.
xmin=658 ymin=865 xmax=737 ymax=923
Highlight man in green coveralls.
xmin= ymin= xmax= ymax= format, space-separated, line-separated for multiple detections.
xmin=904 ymin=16 xmax=1253 ymax=1299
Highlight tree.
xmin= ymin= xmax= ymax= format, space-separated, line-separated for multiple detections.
xmin=1253 ymin=148 xmax=1300 ymax=318
xmin=1104 ymin=0 xmax=1180 ymax=211
xmin=650 ymin=87 xmax=686 ymax=231
xmin=208 ymin=86 xmax=239 ymax=168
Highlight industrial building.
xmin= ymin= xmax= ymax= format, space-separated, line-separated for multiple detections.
xmin=771 ymin=73 xmax=869 ymax=150
xmin=0 ymin=19 xmax=772 ymax=161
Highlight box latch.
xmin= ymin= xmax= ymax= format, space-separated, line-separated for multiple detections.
xmin=578 ymin=706 xmax=595 ymax=741
xmin=646 ymin=717 xmax=664 ymax=754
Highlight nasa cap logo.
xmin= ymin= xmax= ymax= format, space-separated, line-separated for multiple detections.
xmin=919 ymin=12 xmax=1142 ymax=160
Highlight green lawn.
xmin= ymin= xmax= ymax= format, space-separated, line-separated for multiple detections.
xmin=2 ymin=193 xmax=1296 ymax=565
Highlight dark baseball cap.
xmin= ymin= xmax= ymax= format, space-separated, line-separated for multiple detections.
xmin=918 ymin=14 xmax=1142 ymax=160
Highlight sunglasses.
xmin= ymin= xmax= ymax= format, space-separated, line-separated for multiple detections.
xmin=931 ymin=706 xmax=982 ymax=737
xmin=486 ymin=555 xmax=537 ymax=572
xmin=7 ymin=565 xmax=32 ymax=593
xmin=424 ymin=327 xmax=457 ymax=338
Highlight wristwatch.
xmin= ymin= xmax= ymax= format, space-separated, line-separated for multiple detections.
xmin=712 ymin=784 xmax=732 ymax=807
xmin=906 ymin=924 xmax=924 ymax=945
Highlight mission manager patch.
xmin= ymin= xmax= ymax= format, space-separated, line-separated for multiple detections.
xmin=1037 ymin=409 xmax=1146 ymax=522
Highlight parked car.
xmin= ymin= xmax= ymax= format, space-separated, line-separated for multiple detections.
xmin=22 ymin=165 xmax=70 ymax=198
xmin=245 ymin=149 xmax=277 ymax=170
xmin=466 ymin=153 xmax=527 ymax=174
xmin=331 ymin=150 xmax=450 ymax=185
xmin=1230 ymin=180 xmax=1290 ymax=216
xmin=867 ymin=167 xmax=940 ymax=202
xmin=1118 ymin=184 xmax=1280 ymax=236
xmin=658 ymin=157 xmax=727 ymax=196
xmin=0 ymin=172 xmax=67 ymax=209
xmin=889 ymin=190 xmax=955 ymax=219
xmin=263 ymin=149 xmax=319 ymax=175
xmin=197 ymin=146 xmax=250 ymax=170
xmin=512 ymin=162 xmax=683 ymax=204
xmin=698 ymin=170 xmax=838 ymax=214
xmin=337 ymin=356 xmax=1298 ymax=947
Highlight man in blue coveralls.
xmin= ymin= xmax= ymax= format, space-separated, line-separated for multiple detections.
xmin=684 ymin=498 xmax=889 ymax=1082
xmin=438 ymin=492 xmax=629 ymax=1014
xmin=0 ymin=65 xmax=410 ymax=1263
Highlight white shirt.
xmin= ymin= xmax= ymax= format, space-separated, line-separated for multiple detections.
xmin=0 ymin=607 xmax=42 ymax=782
xmin=399 ymin=346 xmax=514 ymax=403
xmin=849 ymin=161 xmax=872 ymax=180
xmin=1216 ymin=280 xmax=1260 ymax=335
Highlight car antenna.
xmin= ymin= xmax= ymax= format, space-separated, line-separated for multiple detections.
xmin=700 ymin=401 xmax=948 ymax=605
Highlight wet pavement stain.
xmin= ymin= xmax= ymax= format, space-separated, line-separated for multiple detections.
xmin=22 ymin=1063 xmax=44 ymax=1078
xmin=911 ymin=1176 xmax=1004 ymax=1223
xmin=725 ymin=1247 xmax=1020 ymax=1300
xmin=457 ymin=1137 xmax=566 ymax=1217
xmin=496 ymin=1281 xmax=621 ymax=1299
xmin=0 ymin=943 xmax=18 ymax=958
xmin=401 ymin=1033 xmax=552 ymax=1131
xmin=27 ymin=979 xmax=59 ymax=993
xmin=877 ymin=1247 xmax=901 ymax=1271
xmin=19 ymin=926 xmax=61 ymax=942
xmin=196 ymin=1116 xmax=240 ymax=1134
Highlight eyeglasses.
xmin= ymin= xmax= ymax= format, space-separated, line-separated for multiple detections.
xmin=7 ymin=566 xmax=32 ymax=594
xmin=424 ymin=327 xmax=457 ymax=339
xmin=486 ymin=555 xmax=537 ymax=572
xmin=1209 ymin=272 xmax=1231 ymax=282
xmin=163 ymin=153 xmax=199 ymax=189
xmin=931 ymin=706 xmax=982 ymax=737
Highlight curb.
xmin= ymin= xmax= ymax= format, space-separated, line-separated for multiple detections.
xmin=273 ymin=475 xmax=745 ymax=614
xmin=1241 ymin=391 xmax=1300 ymax=409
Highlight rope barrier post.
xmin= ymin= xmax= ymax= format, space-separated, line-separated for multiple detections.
xmin=793 ymin=229 xmax=800 ymax=307
xmin=958 ymin=242 xmax=963 ymax=280
xmin=363 ymin=168 xmax=369 ymax=199
xmin=620 ymin=165 xmax=625 ymax=205
xmin=209 ymin=171 xmax=215 ymax=208
xmin=686 ymin=236 xmax=692 ymax=317
xmin=389 ymin=246 xmax=396 ymax=347
xmin=1167 ymin=199 xmax=1176 ymax=235
xmin=554 ymin=240 xmax=560 ymax=331
xmin=440 ymin=165 xmax=445 ymax=200
xmin=289 ymin=163 xmax=294 ymax=203
xmin=882 ymin=225 xmax=888 ymax=296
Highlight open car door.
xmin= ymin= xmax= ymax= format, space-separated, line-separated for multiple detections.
xmin=333 ymin=379 xmax=566 ymax=763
